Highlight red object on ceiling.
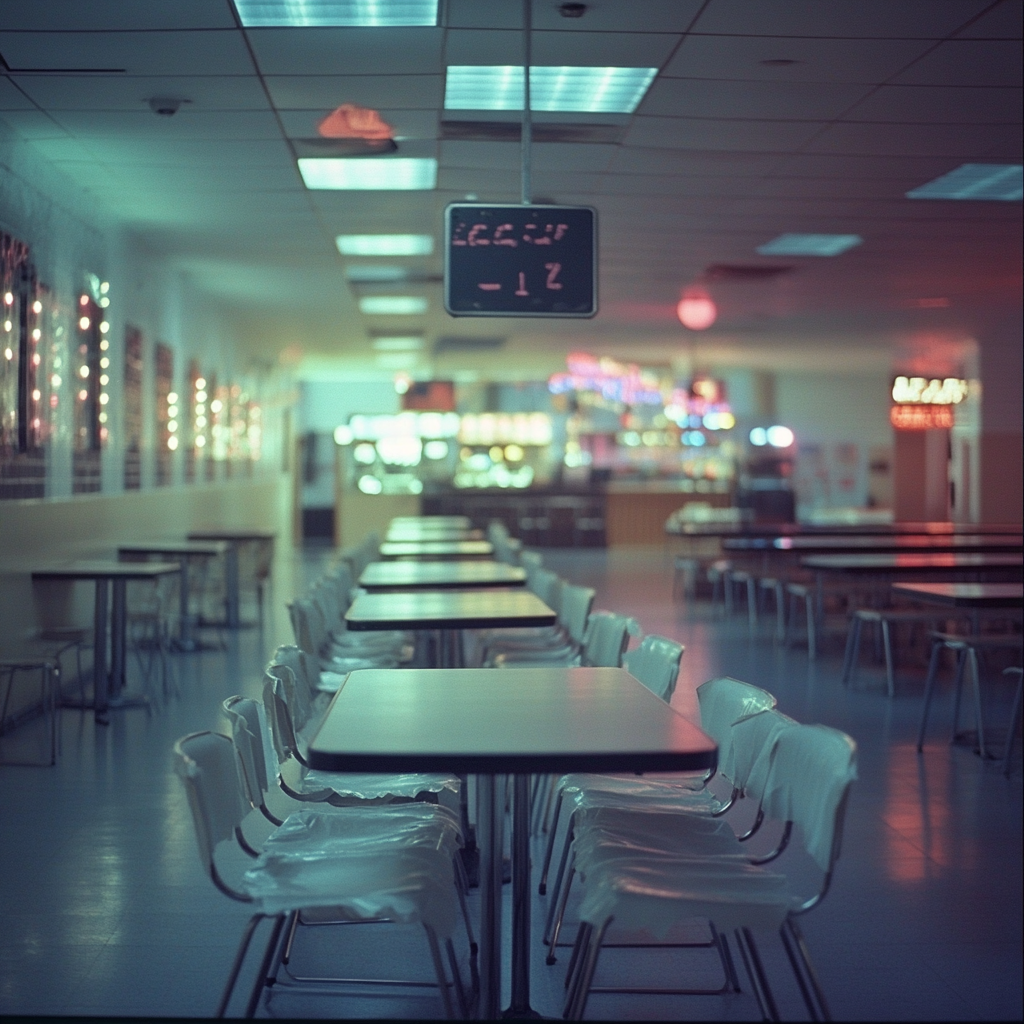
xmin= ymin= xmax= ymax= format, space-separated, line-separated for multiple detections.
xmin=318 ymin=104 xmax=394 ymax=140
xmin=890 ymin=405 xmax=955 ymax=430
xmin=677 ymin=287 xmax=717 ymax=331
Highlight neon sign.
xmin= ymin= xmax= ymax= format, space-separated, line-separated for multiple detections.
xmin=548 ymin=352 xmax=663 ymax=405
xmin=891 ymin=376 xmax=968 ymax=405
xmin=890 ymin=404 xmax=955 ymax=430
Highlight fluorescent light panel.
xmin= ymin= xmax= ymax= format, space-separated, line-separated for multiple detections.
xmin=345 ymin=266 xmax=412 ymax=283
xmin=371 ymin=336 xmax=424 ymax=351
xmin=756 ymin=234 xmax=863 ymax=257
xmin=234 ymin=0 xmax=437 ymax=27
xmin=337 ymin=235 xmax=434 ymax=256
xmin=359 ymin=296 xmax=428 ymax=314
xmin=445 ymin=66 xmax=657 ymax=114
xmin=299 ymin=158 xmax=436 ymax=190
xmin=906 ymin=164 xmax=1023 ymax=202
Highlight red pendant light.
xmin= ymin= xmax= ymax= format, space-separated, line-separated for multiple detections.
xmin=676 ymin=287 xmax=717 ymax=330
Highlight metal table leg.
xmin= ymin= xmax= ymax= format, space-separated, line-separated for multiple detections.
xmin=108 ymin=579 xmax=151 ymax=712
xmin=478 ymin=773 xmax=504 ymax=1019
xmin=93 ymin=578 xmax=109 ymax=725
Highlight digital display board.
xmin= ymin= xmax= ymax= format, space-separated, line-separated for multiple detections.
xmin=444 ymin=204 xmax=597 ymax=318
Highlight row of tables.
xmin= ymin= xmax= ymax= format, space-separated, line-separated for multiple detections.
xmin=31 ymin=530 xmax=274 ymax=724
xmin=308 ymin=516 xmax=719 ymax=1019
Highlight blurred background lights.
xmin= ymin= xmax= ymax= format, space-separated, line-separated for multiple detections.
xmin=766 ymin=425 xmax=795 ymax=448
xmin=353 ymin=442 xmax=377 ymax=464
xmin=676 ymin=287 xmax=717 ymax=330
xmin=423 ymin=439 xmax=449 ymax=460
xmin=357 ymin=475 xmax=383 ymax=495
xmin=334 ymin=424 xmax=354 ymax=446
xmin=749 ymin=426 xmax=768 ymax=446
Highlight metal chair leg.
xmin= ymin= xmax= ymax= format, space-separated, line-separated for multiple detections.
xmin=917 ymin=638 xmax=945 ymax=751
xmin=1002 ymin=668 xmax=1023 ymax=777
xmin=881 ymin=619 xmax=896 ymax=699
xmin=841 ymin=616 xmax=862 ymax=686
xmin=539 ymin=789 xmax=564 ymax=894
xmin=967 ymin=647 xmax=987 ymax=760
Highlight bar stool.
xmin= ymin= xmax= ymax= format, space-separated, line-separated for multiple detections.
xmin=917 ymin=631 xmax=1024 ymax=762
xmin=0 ymin=647 xmax=61 ymax=766
xmin=842 ymin=608 xmax=948 ymax=698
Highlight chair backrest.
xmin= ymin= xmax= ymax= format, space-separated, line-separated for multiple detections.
xmin=273 ymin=643 xmax=320 ymax=701
xmin=263 ymin=663 xmax=310 ymax=765
xmin=529 ymin=568 xmax=562 ymax=609
xmin=286 ymin=598 xmax=325 ymax=659
xmin=623 ymin=634 xmax=684 ymax=702
xmin=173 ymin=730 xmax=250 ymax=898
xmin=311 ymin=579 xmax=344 ymax=631
xmin=728 ymin=707 xmax=799 ymax=797
xmin=223 ymin=695 xmax=277 ymax=809
xmin=761 ymin=724 xmax=858 ymax=878
xmin=559 ymin=584 xmax=596 ymax=645
xmin=581 ymin=612 xmax=631 ymax=668
xmin=696 ymin=676 xmax=777 ymax=780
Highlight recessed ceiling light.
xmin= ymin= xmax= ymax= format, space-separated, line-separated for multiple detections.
xmin=359 ymin=296 xmax=428 ymax=314
xmin=337 ymin=234 xmax=434 ymax=256
xmin=299 ymin=157 xmax=436 ymax=190
xmin=372 ymin=336 xmax=424 ymax=351
xmin=906 ymin=164 xmax=1023 ymax=202
xmin=444 ymin=66 xmax=657 ymax=114
xmin=234 ymin=0 xmax=437 ymax=27
xmin=756 ymin=234 xmax=862 ymax=257
xmin=345 ymin=266 xmax=411 ymax=283
xmin=376 ymin=352 xmax=421 ymax=369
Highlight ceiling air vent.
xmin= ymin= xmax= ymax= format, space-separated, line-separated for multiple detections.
xmin=440 ymin=121 xmax=625 ymax=144
xmin=702 ymin=264 xmax=794 ymax=282
xmin=433 ymin=336 xmax=506 ymax=354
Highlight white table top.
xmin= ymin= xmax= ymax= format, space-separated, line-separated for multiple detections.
xmin=308 ymin=667 xmax=718 ymax=775
xmin=345 ymin=588 xmax=554 ymax=631
xmin=359 ymin=560 xmax=526 ymax=590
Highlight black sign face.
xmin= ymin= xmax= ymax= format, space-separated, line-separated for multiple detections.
xmin=444 ymin=204 xmax=597 ymax=318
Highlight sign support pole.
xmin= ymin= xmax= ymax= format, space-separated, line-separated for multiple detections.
xmin=521 ymin=0 xmax=532 ymax=206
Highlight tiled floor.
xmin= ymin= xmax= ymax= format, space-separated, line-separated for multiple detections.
xmin=0 ymin=544 xmax=1020 ymax=1021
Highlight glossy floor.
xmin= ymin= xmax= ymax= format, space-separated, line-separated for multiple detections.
xmin=0 ymin=546 xmax=1020 ymax=1021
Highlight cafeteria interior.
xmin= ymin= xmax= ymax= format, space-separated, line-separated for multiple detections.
xmin=1 ymin=2 xmax=1022 ymax=1021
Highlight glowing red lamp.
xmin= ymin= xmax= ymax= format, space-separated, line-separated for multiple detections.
xmin=676 ymin=288 xmax=717 ymax=331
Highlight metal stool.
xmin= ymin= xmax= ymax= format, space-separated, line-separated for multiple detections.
xmin=0 ymin=648 xmax=61 ymax=766
xmin=917 ymin=632 xmax=1024 ymax=763
xmin=842 ymin=609 xmax=945 ymax=698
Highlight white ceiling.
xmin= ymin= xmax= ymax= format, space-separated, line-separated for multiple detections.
xmin=0 ymin=0 xmax=1020 ymax=380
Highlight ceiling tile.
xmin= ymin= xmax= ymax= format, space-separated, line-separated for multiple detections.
xmin=623 ymin=115 xmax=825 ymax=151
xmin=264 ymin=74 xmax=444 ymax=109
xmin=0 ymin=77 xmax=34 ymax=109
xmin=691 ymin=0 xmax=993 ymax=38
xmin=79 ymin=136 xmax=295 ymax=166
xmin=955 ymin=0 xmax=1024 ymax=38
xmin=446 ymin=0 xmax=704 ymax=32
xmin=0 ymin=0 xmax=237 ymax=29
xmin=664 ymin=34 xmax=936 ymax=82
xmin=842 ymin=84 xmax=1023 ymax=124
xmin=529 ymin=29 xmax=681 ymax=67
xmin=770 ymin=151 xmax=966 ymax=180
xmin=14 ymin=74 xmax=271 ymax=111
xmin=639 ymin=77 xmax=870 ymax=120
xmin=439 ymin=138 xmax=519 ymax=168
xmin=608 ymin=146 xmax=784 ymax=176
xmin=246 ymin=27 xmax=443 ymax=75
xmin=893 ymin=40 xmax=1023 ymax=86
xmin=0 ymin=109 xmax=69 ymax=139
xmin=46 ymin=109 xmax=283 ymax=140
xmin=437 ymin=165 xmax=519 ymax=194
xmin=0 ymin=30 xmax=253 ymax=75
xmin=600 ymin=172 xmax=764 ymax=198
xmin=805 ymin=120 xmax=1024 ymax=158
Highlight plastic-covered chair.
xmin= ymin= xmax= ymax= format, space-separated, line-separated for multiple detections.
xmin=563 ymin=724 xmax=858 ymax=1021
xmin=261 ymin=667 xmax=462 ymax=808
xmin=173 ymin=730 xmax=473 ymax=1018
xmin=480 ymin=582 xmax=594 ymax=665
xmin=623 ymin=634 xmax=684 ymax=702
xmin=492 ymin=611 xmax=630 ymax=670
xmin=542 ymin=706 xmax=794 ymax=966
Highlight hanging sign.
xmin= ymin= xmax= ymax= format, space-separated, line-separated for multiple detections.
xmin=444 ymin=203 xmax=597 ymax=318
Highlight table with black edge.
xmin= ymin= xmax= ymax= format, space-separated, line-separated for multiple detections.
xmin=187 ymin=530 xmax=275 ymax=628
xmin=117 ymin=540 xmax=229 ymax=650
xmin=385 ymin=523 xmax=485 ymax=542
xmin=307 ymin=666 xmax=718 ymax=1020
xmin=801 ymin=552 xmax=1023 ymax=581
xmin=726 ymin=534 xmax=1023 ymax=555
xmin=358 ymin=559 xmax=526 ymax=592
xmin=31 ymin=560 xmax=180 ymax=724
xmin=378 ymin=538 xmax=495 ymax=560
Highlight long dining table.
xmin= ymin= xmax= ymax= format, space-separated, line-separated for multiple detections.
xmin=358 ymin=559 xmax=527 ymax=591
xmin=307 ymin=666 xmax=718 ymax=1020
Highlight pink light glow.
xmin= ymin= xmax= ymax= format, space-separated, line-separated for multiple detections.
xmin=677 ymin=289 xmax=717 ymax=331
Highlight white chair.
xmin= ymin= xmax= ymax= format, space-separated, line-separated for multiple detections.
xmin=173 ymin=730 xmax=473 ymax=1018
xmin=542 ymin=705 xmax=794 ymax=966
xmin=492 ymin=611 xmax=630 ymax=669
xmin=563 ymin=723 xmax=858 ymax=1021
xmin=622 ymin=634 xmax=684 ymax=702
xmin=260 ymin=666 xmax=462 ymax=810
